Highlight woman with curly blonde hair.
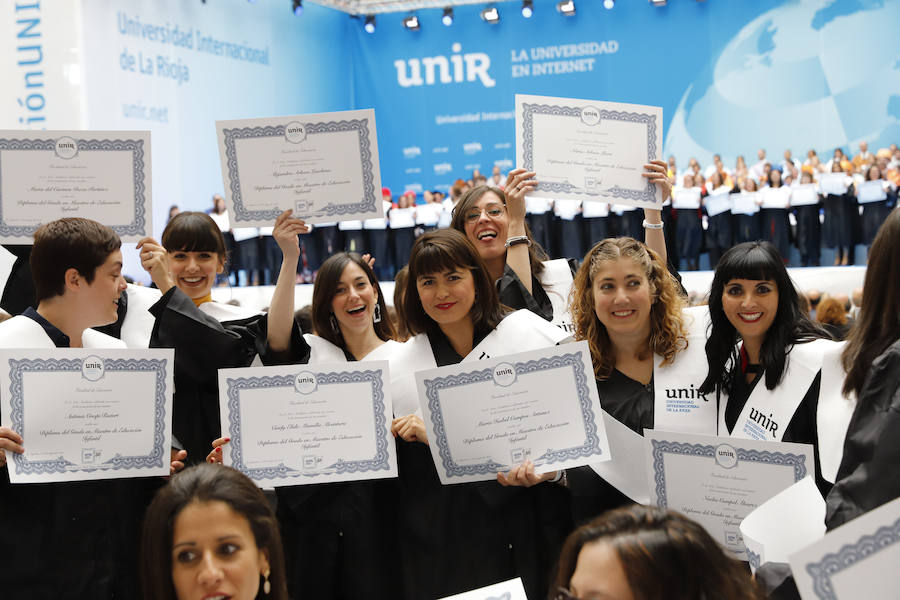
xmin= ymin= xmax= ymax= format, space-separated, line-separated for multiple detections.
xmin=567 ymin=237 xmax=713 ymax=525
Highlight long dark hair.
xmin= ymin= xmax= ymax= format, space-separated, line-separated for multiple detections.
xmin=404 ymin=229 xmax=505 ymax=335
xmin=553 ymin=505 xmax=762 ymax=600
xmin=140 ymin=464 xmax=288 ymax=600
xmin=311 ymin=252 xmax=395 ymax=346
xmin=699 ymin=241 xmax=827 ymax=396
xmin=450 ymin=185 xmax=548 ymax=277
xmin=842 ymin=208 xmax=900 ymax=396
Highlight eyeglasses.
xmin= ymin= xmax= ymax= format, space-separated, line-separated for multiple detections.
xmin=553 ymin=588 xmax=583 ymax=600
xmin=462 ymin=203 xmax=506 ymax=223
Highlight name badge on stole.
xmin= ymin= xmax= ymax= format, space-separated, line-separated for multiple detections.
xmin=653 ymin=346 xmax=717 ymax=435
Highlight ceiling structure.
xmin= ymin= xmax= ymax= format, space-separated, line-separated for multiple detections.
xmin=310 ymin=0 xmax=516 ymax=16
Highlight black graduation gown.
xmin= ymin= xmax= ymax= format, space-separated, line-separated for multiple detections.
xmin=275 ymin=338 xmax=399 ymax=600
xmin=0 ymin=244 xmax=35 ymax=316
xmin=793 ymin=203 xmax=822 ymax=266
xmin=825 ymin=339 xmax=900 ymax=530
xmin=496 ymin=261 xmax=577 ymax=324
xmin=149 ymin=287 xmax=303 ymax=464
xmin=568 ymin=370 xmax=650 ymax=526
xmin=395 ymin=327 xmax=572 ymax=600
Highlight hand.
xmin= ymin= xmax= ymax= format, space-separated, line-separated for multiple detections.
xmin=361 ymin=253 xmax=376 ymax=269
xmin=642 ymin=160 xmax=672 ymax=201
xmin=272 ymin=210 xmax=309 ymax=260
xmin=504 ymin=168 xmax=538 ymax=224
xmin=169 ymin=449 xmax=188 ymax=476
xmin=136 ymin=237 xmax=174 ymax=293
xmin=496 ymin=460 xmax=557 ymax=487
xmin=0 ymin=426 xmax=24 ymax=468
xmin=391 ymin=414 xmax=428 ymax=445
xmin=206 ymin=437 xmax=230 ymax=464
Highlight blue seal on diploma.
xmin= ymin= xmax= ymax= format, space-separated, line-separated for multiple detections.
xmin=580 ymin=106 xmax=601 ymax=126
xmin=492 ymin=362 xmax=517 ymax=387
xmin=81 ymin=355 xmax=105 ymax=381
xmin=714 ymin=443 xmax=739 ymax=469
xmin=293 ymin=371 xmax=318 ymax=394
xmin=54 ymin=136 xmax=78 ymax=159
xmin=284 ymin=121 xmax=307 ymax=144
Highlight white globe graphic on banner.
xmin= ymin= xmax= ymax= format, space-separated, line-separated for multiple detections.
xmin=664 ymin=0 xmax=900 ymax=164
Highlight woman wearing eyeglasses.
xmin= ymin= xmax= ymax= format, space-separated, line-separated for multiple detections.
xmin=450 ymin=163 xmax=673 ymax=334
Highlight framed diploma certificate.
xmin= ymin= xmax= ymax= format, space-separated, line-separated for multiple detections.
xmin=0 ymin=348 xmax=173 ymax=483
xmin=216 ymin=110 xmax=383 ymax=226
xmin=790 ymin=496 xmax=900 ymax=600
xmin=416 ymin=341 xmax=611 ymax=485
xmin=646 ymin=430 xmax=814 ymax=560
xmin=516 ymin=95 xmax=662 ymax=208
xmin=218 ymin=362 xmax=397 ymax=487
xmin=0 ymin=130 xmax=152 ymax=242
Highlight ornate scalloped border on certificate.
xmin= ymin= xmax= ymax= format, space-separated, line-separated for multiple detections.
xmin=423 ymin=350 xmax=601 ymax=479
xmin=649 ymin=440 xmax=809 ymax=508
xmin=221 ymin=120 xmax=377 ymax=223
xmin=520 ymin=102 xmax=658 ymax=202
xmin=7 ymin=357 xmax=168 ymax=473
xmin=0 ymin=137 xmax=149 ymax=237
xmin=803 ymin=518 xmax=900 ymax=600
xmin=223 ymin=368 xmax=391 ymax=481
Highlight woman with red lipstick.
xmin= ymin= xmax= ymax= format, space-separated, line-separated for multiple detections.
xmin=450 ymin=161 xmax=672 ymax=334
xmin=389 ymin=229 xmax=572 ymax=600
xmin=137 ymin=210 xmax=308 ymax=465
xmin=698 ymin=241 xmax=835 ymax=495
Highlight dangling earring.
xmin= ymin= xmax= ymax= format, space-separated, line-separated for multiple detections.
xmin=373 ymin=303 xmax=382 ymax=323
xmin=263 ymin=568 xmax=271 ymax=595
xmin=330 ymin=313 xmax=339 ymax=332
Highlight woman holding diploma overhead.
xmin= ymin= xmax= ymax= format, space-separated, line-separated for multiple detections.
xmin=698 ymin=241 xmax=836 ymax=495
xmin=389 ymin=229 xmax=572 ymax=600
xmin=450 ymin=161 xmax=672 ymax=333
xmin=137 ymin=211 xmax=307 ymax=464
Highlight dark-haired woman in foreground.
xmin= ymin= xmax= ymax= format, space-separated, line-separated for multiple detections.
xmin=827 ymin=207 xmax=900 ymax=528
xmin=699 ymin=241 xmax=837 ymax=494
xmin=553 ymin=505 xmax=762 ymax=600
xmin=389 ymin=229 xmax=572 ymax=600
xmin=141 ymin=464 xmax=288 ymax=600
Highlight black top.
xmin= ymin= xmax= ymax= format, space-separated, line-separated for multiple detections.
xmin=394 ymin=325 xmax=571 ymax=600
xmin=149 ymin=287 xmax=303 ymax=464
xmin=0 ymin=309 xmax=160 ymax=599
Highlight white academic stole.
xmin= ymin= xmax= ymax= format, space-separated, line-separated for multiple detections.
xmin=816 ymin=341 xmax=855 ymax=483
xmin=653 ymin=306 xmax=717 ymax=435
xmin=464 ymin=309 xmax=573 ymax=361
xmin=537 ymin=259 xmax=576 ymax=336
xmin=721 ymin=339 xmax=838 ymax=442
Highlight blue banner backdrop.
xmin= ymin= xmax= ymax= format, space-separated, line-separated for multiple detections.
xmin=350 ymin=0 xmax=900 ymax=194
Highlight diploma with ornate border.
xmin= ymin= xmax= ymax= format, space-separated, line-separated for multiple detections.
xmin=646 ymin=430 xmax=814 ymax=561
xmin=218 ymin=361 xmax=397 ymax=486
xmin=790 ymin=496 xmax=900 ymax=600
xmin=216 ymin=110 xmax=383 ymax=226
xmin=516 ymin=94 xmax=662 ymax=208
xmin=0 ymin=130 xmax=151 ymax=242
xmin=416 ymin=341 xmax=610 ymax=485
xmin=0 ymin=348 xmax=173 ymax=483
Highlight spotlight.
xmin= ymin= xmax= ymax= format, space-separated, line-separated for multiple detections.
xmin=603 ymin=0 xmax=614 ymax=8
xmin=480 ymin=6 xmax=500 ymax=23
xmin=442 ymin=7 xmax=454 ymax=26
xmin=521 ymin=0 xmax=533 ymax=17
xmin=292 ymin=0 xmax=303 ymax=15
xmin=556 ymin=0 xmax=575 ymax=16
xmin=364 ymin=14 xmax=376 ymax=33
xmin=650 ymin=0 xmax=667 ymax=5
xmin=402 ymin=14 xmax=420 ymax=30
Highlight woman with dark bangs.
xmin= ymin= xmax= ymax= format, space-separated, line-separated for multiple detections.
xmin=698 ymin=241 xmax=837 ymax=495
xmin=450 ymin=162 xmax=672 ymax=334
xmin=552 ymin=504 xmax=762 ymax=600
xmin=137 ymin=210 xmax=307 ymax=464
xmin=215 ymin=251 xmax=401 ymax=600
xmin=388 ymin=229 xmax=572 ymax=600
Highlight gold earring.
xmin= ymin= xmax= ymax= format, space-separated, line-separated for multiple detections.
xmin=263 ymin=568 xmax=271 ymax=595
